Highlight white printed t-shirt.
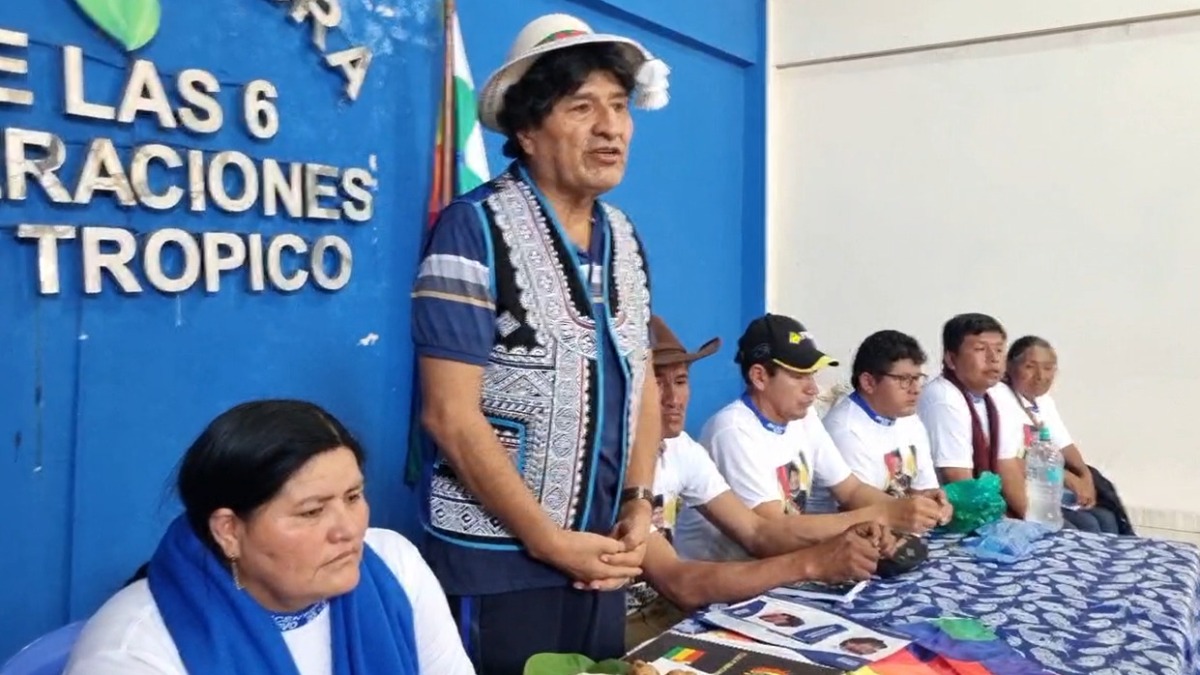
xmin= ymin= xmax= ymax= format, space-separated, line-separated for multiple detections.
xmin=65 ymin=529 xmax=475 ymax=675
xmin=995 ymin=386 xmax=1074 ymax=452
xmin=673 ymin=395 xmax=853 ymax=562
xmin=627 ymin=431 xmax=732 ymax=615
xmin=822 ymin=392 xmax=939 ymax=498
xmin=917 ymin=375 xmax=1024 ymax=470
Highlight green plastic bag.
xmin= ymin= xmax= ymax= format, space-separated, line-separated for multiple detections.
xmin=523 ymin=653 xmax=629 ymax=675
xmin=940 ymin=471 xmax=1007 ymax=534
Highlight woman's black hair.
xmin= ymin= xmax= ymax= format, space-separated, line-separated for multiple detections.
xmin=498 ymin=42 xmax=637 ymax=159
xmin=177 ymin=399 xmax=365 ymax=555
xmin=1007 ymin=335 xmax=1054 ymax=368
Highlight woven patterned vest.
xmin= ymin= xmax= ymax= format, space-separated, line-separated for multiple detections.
xmin=426 ymin=167 xmax=652 ymax=549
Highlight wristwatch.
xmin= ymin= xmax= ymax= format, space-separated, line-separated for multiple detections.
xmin=620 ymin=486 xmax=654 ymax=506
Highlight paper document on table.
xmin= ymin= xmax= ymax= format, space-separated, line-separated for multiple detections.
xmin=625 ymin=630 xmax=839 ymax=675
xmin=700 ymin=595 xmax=910 ymax=671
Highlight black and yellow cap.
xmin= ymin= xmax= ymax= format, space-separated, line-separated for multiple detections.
xmin=735 ymin=313 xmax=839 ymax=374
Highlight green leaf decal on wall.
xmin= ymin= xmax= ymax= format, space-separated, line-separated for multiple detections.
xmin=74 ymin=0 xmax=161 ymax=52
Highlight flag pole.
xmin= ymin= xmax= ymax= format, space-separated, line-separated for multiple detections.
xmin=439 ymin=0 xmax=456 ymax=208
xmin=407 ymin=0 xmax=457 ymax=487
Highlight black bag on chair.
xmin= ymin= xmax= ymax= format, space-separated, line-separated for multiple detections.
xmin=1089 ymin=465 xmax=1136 ymax=536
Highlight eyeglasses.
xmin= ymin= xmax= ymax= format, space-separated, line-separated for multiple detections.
xmin=881 ymin=373 xmax=927 ymax=389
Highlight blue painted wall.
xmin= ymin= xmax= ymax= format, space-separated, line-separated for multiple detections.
xmin=0 ymin=0 xmax=765 ymax=660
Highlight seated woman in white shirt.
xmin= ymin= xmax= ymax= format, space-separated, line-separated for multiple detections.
xmin=66 ymin=399 xmax=475 ymax=675
xmin=824 ymin=330 xmax=950 ymax=513
xmin=1002 ymin=336 xmax=1120 ymax=534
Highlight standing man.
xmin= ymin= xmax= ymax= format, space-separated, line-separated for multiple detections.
xmin=411 ymin=13 xmax=672 ymax=675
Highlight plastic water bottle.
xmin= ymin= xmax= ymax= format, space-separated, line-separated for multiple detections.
xmin=1024 ymin=426 xmax=1064 ymax=531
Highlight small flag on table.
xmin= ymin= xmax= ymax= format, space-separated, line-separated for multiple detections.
xmin=851 ymin=618 xmax=1049 ymax=675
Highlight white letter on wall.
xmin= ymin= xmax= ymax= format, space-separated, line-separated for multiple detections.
xmin=117 ymin=59 xmax=178 ymax=128
xmin=207 ymin=151 xmax=259 ymax=213
xmin=74 ymin=137 xmax=137 ymax=206
xmin=143 ymin=228 xmax=201 ymax=293
xmin=0 ymin=28 xmax=34 ymax=107
xmin=16 ymin=224 xmax=77 ymax=294
xmin=325 ymin=46 xmax=371 ymax=101
xmin=81 ymin=226 xmax=142 ymax=294
xmin=310 ymin=235 xmax=352 ymax=291
xmin=267 ymin=234 xmax=309 ymax=292
xmin=130 ymin=143 xmax=184 ymax=210
xmin=62 ymin=45 xmax=115 ymax=120
xmin=177 ymin=68 xmax=223 ymax=134
xmin=202 ymin=232 xmax=247 ymax=293
xmin=5 ymin=128 xmax=72 ymax=203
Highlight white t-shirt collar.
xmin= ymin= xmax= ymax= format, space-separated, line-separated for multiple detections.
xmin=740 ymin=393 xmax=787 ymax=435
xmin=848 ymin=391 xmax=896 ymax=427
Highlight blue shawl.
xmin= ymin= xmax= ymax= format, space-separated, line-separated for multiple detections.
xmin=148 ymin=516 xmax=419 ymax=675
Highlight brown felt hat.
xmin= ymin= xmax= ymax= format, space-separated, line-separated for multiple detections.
xmin=651 ymin=315 xmax=721 ymax=367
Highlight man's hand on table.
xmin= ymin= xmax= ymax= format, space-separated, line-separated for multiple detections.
xmin=850 ymin=520 xmax=899 ymax=558
xmin=798 ymin=526 xmax=880 ymax=583
xmin=883 ymin=494 xmax=942 ymax=534
xmin=922 ymin=488 xmax=955 ymax=526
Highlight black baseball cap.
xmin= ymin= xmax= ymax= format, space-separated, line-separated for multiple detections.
xmin=735 ymin=313 xmax=839 ymax=374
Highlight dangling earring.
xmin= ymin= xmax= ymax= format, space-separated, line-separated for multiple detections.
xmin=230 ymin=556 xmax=244 ymax=590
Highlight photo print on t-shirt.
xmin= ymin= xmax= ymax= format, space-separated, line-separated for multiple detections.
xmin=651 ymin=492 xmax=680 ymax=543
xmin=1020 ymin=423 xmax=1039 ymax=457
xmin=776 ymin=456 xmax=811 ymax=514
xmin=883 ymin=447 xmax=917 ymax=498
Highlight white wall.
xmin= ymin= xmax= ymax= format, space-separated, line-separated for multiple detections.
xmin=773 ymin=0 xmax=1200 ymax=65
xmin=768 ymin=2 xmax=1200 ymax=540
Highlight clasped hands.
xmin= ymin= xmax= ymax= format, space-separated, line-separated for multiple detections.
xmin=537 ymin=499 xmax=650 ymax=593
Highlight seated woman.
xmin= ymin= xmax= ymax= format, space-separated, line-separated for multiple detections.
xmin=1002 ymin=336 xmax=1122 ymax=534
xmin=66 ymin=400 xmax=475 ymax=675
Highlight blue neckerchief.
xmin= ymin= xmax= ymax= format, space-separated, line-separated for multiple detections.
xmin=271 ymin=599 xmax=328 ymax=632
xmin=148 ymin=517 xmax=419 ymax=675
xmin=741 ymin=393 xmax=788 ymax=435
xmin=848 ymin=391 xmax=895 ymax=427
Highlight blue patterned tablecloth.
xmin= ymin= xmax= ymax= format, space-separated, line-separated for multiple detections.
xmin=835 ymin=530 xmax=1200 ymax=674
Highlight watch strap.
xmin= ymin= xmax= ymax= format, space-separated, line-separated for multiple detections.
xmin=620 ymin=486 xmax=654 ymax=504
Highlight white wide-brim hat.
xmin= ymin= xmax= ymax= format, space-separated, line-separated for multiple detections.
xmin=478 ymin=13 xmax=671 ymax=133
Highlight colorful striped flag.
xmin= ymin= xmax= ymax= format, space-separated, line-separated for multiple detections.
xmin=425 ymin=0 xmax=490 ymax=226
xmin=664 ymin=646 xmax=704 ymax=664
xmin=850 ymin=618 xmax=1049 ymax=675
xmin=407 ymin=1 xmax=491 ymax=486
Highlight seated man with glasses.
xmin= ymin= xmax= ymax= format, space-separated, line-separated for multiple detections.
xmin=821 ymin=331 xmax=952 ymax=517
